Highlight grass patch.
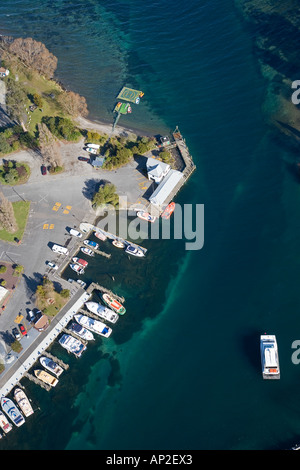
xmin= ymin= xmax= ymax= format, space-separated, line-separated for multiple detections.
xmin=37 ymin=290 xmax=69 ymax=317
xmin=0 ymin=200 xmax=30 ymax=243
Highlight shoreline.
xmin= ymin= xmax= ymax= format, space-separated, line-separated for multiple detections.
xmin=75 ymin=114 xmax=155 ymax=139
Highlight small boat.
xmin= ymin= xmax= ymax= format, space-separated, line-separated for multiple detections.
xmin=59 ymin=334 xmax=87 ymax=357
xmin=34 ymin=369 xmax=58 ymax=387
xmin=74 ymin=314 xmax=112 ymax=337
xmin=161 ymin=202 xmax=176 ymax=220
xmin=0 ymin=410 xmax=12 ymax=433
xmin=86 ymin=147 xmax=98 ymax=154
xmin=86 ymin=143 xmax=100 ymax=149
xmin=260 ymin=334 xmax=280 ymax=379
xmin=137 ymin=211 xmax=156 ymax=223
xmin=81 ymin=247 xmax=94 ymax=257
xmin=70 ymin=264 xmax=84 ymax=275
xmin=85 ymin=301 xmax=119 ymax=324
xmin=76 ymin=279 xmax=86 ymax=288
xmin=83 ymin=240 xmax=99 ymax=250
xmin=94 ymin=231 xmax=107 ymax=241
xmin=40 ymin=356 xmax=64 ymax=377
xmin=72 ymin=257 xmax=88 ymax=268
xmin=112 ymin=239 xmax=125 ymax=249
xmin=1 ymin=397 xmax=25 ymax=427
xmin=102 ymin=293 xmax=126 ymax=315
xmin=125 ymin=245 xmax=145 ymax=257
xmin=14 ymin=388 xmax=34 ymax=417
xmin=68 ymin=321 xmax=95 ymax=341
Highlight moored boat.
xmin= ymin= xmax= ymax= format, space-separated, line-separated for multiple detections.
xmin=94 ymin=231 xmax=107 ymax=241
xmin=102 ymin=293 xmax=126 ymax=315
xmin=13 ymin=388 xmax=34 ymax=417
xmin=137 ymin=211 xmax=156 ymax=223
xmin=70 ymin=264 xmax=84 ymax=275
xmin=40 ymin=356 xmax=64 ymax=377
xmin=83 ymin=240 xmax=99 ymax=250
xmin=0 ymin=410 xmax=12 ymax=433
xmin=68 ymin=321 xmax=95 ymax=341
xmin=1 ymin=397 xmax=25 ymax=427
xmin=260 ymin=334 xmax=280 ymax=379
xmin=34 ymin=369 xmax=58 ymax=387
xmin=161 ymin=202 xmax=175 ymax=220
xmin=125 ymin=245 xmax=145 ymax=257
xmin=76 ymin=279 xmax=86 ymax=288
xmin=72 ymin=257 xmax=88 ymax=268
xmin=74 ymin=314 xmax=112 ymax=337
xmin=59 ymin=334 xmax=87 ymax=357
xmin=85 ymin=301 xmax=119 ymax=324
xmin=81 ymin=247 xmax=94 ymax=257
xmin=112 ymin=239 xmax=125 ymax=249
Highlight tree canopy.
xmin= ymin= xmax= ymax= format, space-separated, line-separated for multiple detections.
xmin=92 ymin=183 xmax=119 ymax=209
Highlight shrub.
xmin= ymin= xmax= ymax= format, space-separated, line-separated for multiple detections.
xmin=0 ymin=265 xmax=7 ymax=273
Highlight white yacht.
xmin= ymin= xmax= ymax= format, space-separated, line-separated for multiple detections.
xmin=260 ymin=335 xmax=280 ymax=379
xmin=85 ymin=301 xmax=119 ymax=324
xmin=59 ymin=334 xmax=87 ymax=357
xmin=68 ymin=321 xmax=95 ymax=341
xmin=40 ymin=356 xmax=64 ymax=377
xmin=74 ymin=314 xmax=112 ymax=338
xmin=14 ymin=388 xmax=34 ymax=417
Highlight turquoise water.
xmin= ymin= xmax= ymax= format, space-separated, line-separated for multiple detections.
xmin=1 ymin=0 xmax=300 ymax=450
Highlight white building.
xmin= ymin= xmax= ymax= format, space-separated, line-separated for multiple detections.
xmin=146 ymin=157 xmax=170 ymax=184
xmin=0 ymin=67 xmax=9 ymax=78
xmin=149 ymin=169 xmax=183 ymax=208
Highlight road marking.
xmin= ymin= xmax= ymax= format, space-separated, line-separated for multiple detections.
xmin=49 ymin=224 xmax=54 ymax=229
xmin=43 ymin=223 xmax=49 ymax=229
xmin=66 ymin=205 xmax=72 ymax=210
xmin=63 ymin=210 xmax=69 ymax=214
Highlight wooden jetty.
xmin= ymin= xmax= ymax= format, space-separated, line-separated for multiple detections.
xmin=87 ymin=282 xmax=125 ymax=304
xmin=62 ymin=326 xmax=88 ymax=345
xmin=24 ymin=372 xmax=51 ymax=392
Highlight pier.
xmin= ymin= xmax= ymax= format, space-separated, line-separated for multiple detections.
xmin=87 ymin=281 xmax=125 ymax=304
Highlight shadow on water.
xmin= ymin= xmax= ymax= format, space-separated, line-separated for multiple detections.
xmin=239 ymin=328 xmax=262 ymax=374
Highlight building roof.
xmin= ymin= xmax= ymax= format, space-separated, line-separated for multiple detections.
xmin=149 ymin=169 xmax=183 ymax=207
xmin=91 ymin=156 xmax=105 ymax=168
xmin=146 ymin=157 xmax=170 ymax=179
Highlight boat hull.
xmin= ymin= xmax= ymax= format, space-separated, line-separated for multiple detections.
xmin=102 ymin=293 xmax=126 ymax=315
xmin=40 ymin=356 xmax=64 ymax=377
xmin=85 ymin=301 xmax=119 ymax=323
xmin=14 ymin=388 xmax=34 ymax=417
xmin=0 ymin=410 xmax=12 ymax=433
xmin=1 ymin=397 xmax=25 ymax=427
xmin=74 ymin=314 xmax=112 ymax=337
xmin=34 ymin=369 xmax=58 ymax=387
xmin=59 ymin=334 xmax=87 ymax=357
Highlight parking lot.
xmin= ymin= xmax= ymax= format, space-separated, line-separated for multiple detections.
xmin=0 ymin=138 xmax=153 ymax=357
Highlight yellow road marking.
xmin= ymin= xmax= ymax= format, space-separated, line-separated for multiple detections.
xmin=63 ymin=210 xmax=69 ymax=214
xmin=43 ymin=223 xmax=49 ymax=229
xmin=66 ymin=205 xmax=72 ymax=210
xmin=49 ymin=224 xmax=54 ymax=229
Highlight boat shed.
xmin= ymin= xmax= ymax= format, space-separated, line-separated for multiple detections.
xmin=91 ymin=156 xmax=105 ymax=169
xmin=149 ymin=169 xmax=183 ymax=208
xmin=146 ymin=157 xmax=171 ymax=184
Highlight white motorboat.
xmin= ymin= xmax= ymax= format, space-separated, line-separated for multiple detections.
xmin=85 ymin=301 xmax=119 ymax=324
xmin=74 ymin=314 xmax=112 ymax=338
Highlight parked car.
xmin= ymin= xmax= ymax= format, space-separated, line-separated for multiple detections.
xmin=47 ymin=261 xmax=58 ymax=270
xmin=28 ymin=310 xmax=35 ymax=322
xmin=19 ymin=324 xmax=27 ymax=336
xmin=41 ymin=165 xmax=47 ymax=175
xmin=78 ymin=156 xmax=90 ymax=162
xmin=12 ymin=327 xmax=21 ymax=340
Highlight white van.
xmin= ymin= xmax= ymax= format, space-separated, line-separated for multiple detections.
xmin=52 ymin=244 xmax=69 ymax=255
xmin=69 ymin=229 xmax=82 ymax=238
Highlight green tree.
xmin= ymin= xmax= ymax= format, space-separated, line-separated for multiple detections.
xmin=33 ymin=93 xmax=43 ymax=108
xmin=92 ymin=183 xmax=119 ymax=209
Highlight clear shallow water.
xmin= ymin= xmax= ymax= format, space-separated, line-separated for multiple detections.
xmin=1 ymin=0 xmax=300 ymax=450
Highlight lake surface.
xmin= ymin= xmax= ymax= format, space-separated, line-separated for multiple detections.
xmin=0 ymin=0 xmax=300 ymax=450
